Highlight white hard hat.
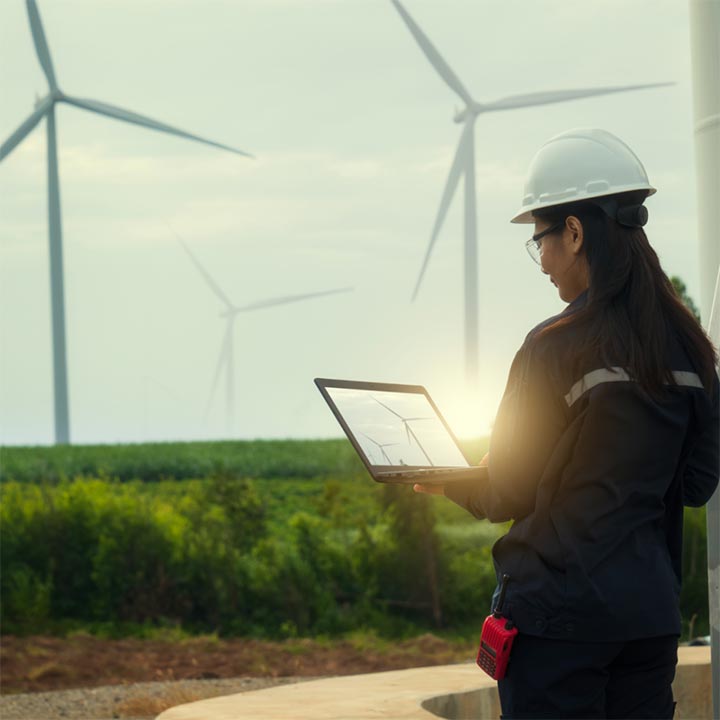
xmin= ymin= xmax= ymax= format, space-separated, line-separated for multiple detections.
xmin=511 ymin=128 xmax=656 ymax=224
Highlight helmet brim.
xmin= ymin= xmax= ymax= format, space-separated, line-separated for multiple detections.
xmin=510 ymin=185 xmax=656 ymax=224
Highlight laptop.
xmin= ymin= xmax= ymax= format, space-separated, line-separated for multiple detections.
xmin=314 ymin=378 xmax=487 ymax=485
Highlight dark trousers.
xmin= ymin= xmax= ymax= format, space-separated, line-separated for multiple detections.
xmin=497 ymin=634 xmax=678 ymax=719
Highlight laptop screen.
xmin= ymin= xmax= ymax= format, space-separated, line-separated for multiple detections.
xmin=321 ymin=382 xmax=470 ymax=469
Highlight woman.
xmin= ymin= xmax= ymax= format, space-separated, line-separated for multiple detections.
xmin=415 ymin=128 xmax=719 ymax=719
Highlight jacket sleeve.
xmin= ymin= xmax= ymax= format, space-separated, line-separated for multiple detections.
xmin=445 ymin=341 xmax=568 ymax=522
xmin=683 ymin=374 xmax=720 ymax=507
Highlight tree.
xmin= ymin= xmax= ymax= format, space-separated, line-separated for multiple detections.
xmin=671 ymin=276 xmax=701 ymax=322
xmin=379 ymin=485 xmax=444 ymax=627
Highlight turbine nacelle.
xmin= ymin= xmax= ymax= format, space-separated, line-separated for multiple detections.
xmin=33 ymin=93 xmax=54 ymax=112
xmin=219 ymin=309 xmax=240 ymax=319
xmin=33 ymin=88 xmax=65 ymax=110
xmin=453 ymin=103 xmax=484 ymax=123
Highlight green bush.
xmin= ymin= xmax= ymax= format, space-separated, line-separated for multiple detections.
xmin=680 ymin=506 xmax=709 ymax=638
xmin=1 ymin=475 xmax=499 ymax=637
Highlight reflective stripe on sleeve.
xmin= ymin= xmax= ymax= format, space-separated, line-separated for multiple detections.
xmin=564 ymin=367 xmax=704 ymax=407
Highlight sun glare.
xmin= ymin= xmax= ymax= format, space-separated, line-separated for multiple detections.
xmin=436 ymin=387 xmax=495 ymax=441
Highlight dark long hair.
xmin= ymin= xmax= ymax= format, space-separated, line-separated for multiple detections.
xmin=534 ymin=197 xmax=718 ymax=394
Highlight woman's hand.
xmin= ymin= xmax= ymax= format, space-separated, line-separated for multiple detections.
xmin=413 ymin=483 xmax=445 ymax=496
xmin=413 ymin=453 xmax=489 ymax=497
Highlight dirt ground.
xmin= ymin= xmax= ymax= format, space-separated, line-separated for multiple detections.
xmin=1 ymin=634 xmax=477 ymax=695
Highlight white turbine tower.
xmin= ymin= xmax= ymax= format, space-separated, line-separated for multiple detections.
xmin=689 ymin=0 xmax=720 ymax=710
xmin=0 ymin=0 xmax=252 ymax=445
xmin=391 ymin=0 xmax=673 ymax=383
xmin=178 ymin=238 xmax=353 ymax=436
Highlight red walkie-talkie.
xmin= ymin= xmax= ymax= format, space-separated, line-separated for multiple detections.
xmin=476 ymin=573 xmax=518 ymax=680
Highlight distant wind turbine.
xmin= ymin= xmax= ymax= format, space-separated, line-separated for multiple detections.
xmin=0 ymin=0 xmax=252 ymax=445
xmin=371 ymin=396 xmax=434 ymax=465
xmin=178 ymin=237 xmax=353 ymax=436
xmin=390 ymin=0 xmax=673 ymax=382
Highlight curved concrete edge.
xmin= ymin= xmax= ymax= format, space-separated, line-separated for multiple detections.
xmin=156 ymin=646 xmax=711 ymax=720
xmin=156 ymin=663 xmax=496 ymax=720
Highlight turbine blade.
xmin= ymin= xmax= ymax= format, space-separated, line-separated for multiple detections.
xmin=0 ymin=102 xmax=49 ymax=162
xmin=203 ymin=325 xmax=231 ymax=423
xmin=175 ymin=233 xmax=235 ymax=309
xmin=26 ymin=0 xmax=58 ymax=91
xmin=483 ymin=82 xmax=674 ymax=113
xmin=62 ymin=95 xmax=254 ymax=157
xmin=229 ymin=287 xmax=353 ymax=314
xmin=371 ymin=396 xmax=403 ymax=420
xmin=390 ymin=0 xmax=474 ymax=107
xmin=707 ymin=264 xmax=720 ymax=347
xmin=412 ymin=120 xmax=472 ymax=301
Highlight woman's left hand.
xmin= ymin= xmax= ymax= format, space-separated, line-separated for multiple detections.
xmin=413 ymin=454 xmax=489 ymax=496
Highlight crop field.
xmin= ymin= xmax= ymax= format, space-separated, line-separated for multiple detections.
xmin=0 ymin=438 xmax=369 ymax=484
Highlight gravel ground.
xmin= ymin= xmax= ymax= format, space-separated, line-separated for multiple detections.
xmin=0 ymin=676 xmax=320 ymax=720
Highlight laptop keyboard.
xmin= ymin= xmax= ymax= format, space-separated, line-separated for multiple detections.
xmin=377 ymin=467 xmax=463 ymax=479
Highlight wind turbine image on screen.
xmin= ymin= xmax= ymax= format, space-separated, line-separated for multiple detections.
xmin=325 ymin=385 xmax=470 ymax=467
xmin=371 ymin=395 xmax=434 ymax=465
xmin=0 ymin=0 xmax=253 ymax=445
xmin=178 ymin=237 xmax=353 ymax=436
xmin=359 ymin=432 xmax=399 ymax=465
xmin=390 ymin=0 xmax=672 ymax=383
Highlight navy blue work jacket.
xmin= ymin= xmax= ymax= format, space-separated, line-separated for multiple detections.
xmin=445 ymin=292 xmax=719 ymax=642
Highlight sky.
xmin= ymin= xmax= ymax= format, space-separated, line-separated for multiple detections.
xmin=0 ymin=0 xmax=703 ymax=446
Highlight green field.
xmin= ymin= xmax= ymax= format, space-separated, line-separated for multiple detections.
xmin=0 ymin=438 xmax=710 ymax=641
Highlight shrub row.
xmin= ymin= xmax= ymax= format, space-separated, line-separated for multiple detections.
xmin=0 ymin=476 xmax=499 ymax=637
xmin=0 ymin=473 xmax=709 ymax=639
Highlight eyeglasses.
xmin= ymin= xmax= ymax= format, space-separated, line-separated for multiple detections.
xmin=525 ymin=221 xmax=565 ymax=265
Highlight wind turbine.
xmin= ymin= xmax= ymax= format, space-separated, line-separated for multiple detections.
xmin=178 ymin=237 xmax=353 ymax=436
xmin=0 ymin=0 xmax=252 ymax=445
xmin=390 ymin=0 xmax=673 ymax=383
xmin=359 ymin=431 xmax=399 ymax=465
xmin=371 ymin=396 xmax=433 ymax=465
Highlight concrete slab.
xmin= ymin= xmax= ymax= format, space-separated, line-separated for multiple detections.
xmin=156 ymin=646 xmax=712 ymax=720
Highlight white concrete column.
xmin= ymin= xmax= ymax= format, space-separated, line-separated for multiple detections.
xmin=688 ymin=1 xmax=719 ymax=716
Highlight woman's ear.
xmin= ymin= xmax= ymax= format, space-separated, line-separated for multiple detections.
xmin=565 ymin=215 xmax=584 ymax=255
